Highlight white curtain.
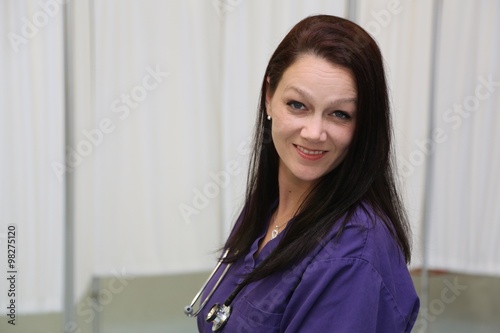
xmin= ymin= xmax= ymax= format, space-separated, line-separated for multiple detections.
xmin=0 ymin=0 xmax=65 ymax=313
xmin=357 ymin=0 xmax=500 ymax=276
xmin=357 ymin=0 xmax=436 ymax=269
xmin=91 ymin=0 xmax=224 ymax=276
xmin=2 ymin=0 xmax=500 ymax=317
xmin=427 ymin=0 xmax=500 ymax=276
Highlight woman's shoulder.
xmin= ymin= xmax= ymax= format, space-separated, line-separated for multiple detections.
xmin=311 ymin=201 xmax=410 ymax=282
xmin=303 ymin=202 xmax=419 ymax=328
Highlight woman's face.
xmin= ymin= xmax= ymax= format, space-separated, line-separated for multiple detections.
xmin=266 ymin=54 xmax=357 ymax=188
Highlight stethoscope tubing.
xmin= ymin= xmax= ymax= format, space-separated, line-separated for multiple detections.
xmin=185 ymin=249 xmax=231 ymax=317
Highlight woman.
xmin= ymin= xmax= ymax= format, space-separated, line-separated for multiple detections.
xmin=187 ymin=14 xmax=419 ymax=332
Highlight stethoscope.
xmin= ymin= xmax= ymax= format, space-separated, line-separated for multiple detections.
xmin=184 ymin=249 xmax=245 ymax=332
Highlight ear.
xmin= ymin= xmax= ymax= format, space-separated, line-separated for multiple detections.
xmin=265 ymin=76 xmax=272 ymax=112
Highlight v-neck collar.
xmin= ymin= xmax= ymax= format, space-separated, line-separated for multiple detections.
xmin=243 ymin=199 xmax=287 ymax=268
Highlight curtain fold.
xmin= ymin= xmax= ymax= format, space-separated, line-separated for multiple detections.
xmin=427 ymin=0 xmax=500 ymax=276
xmin=0 ymin=0 xmax=65 ymax=313
xmin=92 ymin=0 xmax=224 ymax=275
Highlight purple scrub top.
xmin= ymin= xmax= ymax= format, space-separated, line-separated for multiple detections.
xmin=197 ymin=203 xmax=419 ymax=332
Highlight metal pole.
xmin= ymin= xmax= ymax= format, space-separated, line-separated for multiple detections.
xmin=91 ymin=277 xmax=101 ymax=333
xmin=89 ymin=2 xmax=98 ymax=332
xmin=346 ymin=0 xmax=359 ymax=22
xmin=420 ymin=0 xmax=443 ymax=331
xmin=63 ymin=0 xmax=76 ymax=331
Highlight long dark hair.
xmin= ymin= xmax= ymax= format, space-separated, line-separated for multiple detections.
xmin=223 ymin=15 xmax=411 ymax=283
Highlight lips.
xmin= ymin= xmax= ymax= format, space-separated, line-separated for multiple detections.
xmin=294 ymin=145 xmax=327 ymax=160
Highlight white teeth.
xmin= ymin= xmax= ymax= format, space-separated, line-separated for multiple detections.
xmin=297 ymin=145 xmax=324 ymax=155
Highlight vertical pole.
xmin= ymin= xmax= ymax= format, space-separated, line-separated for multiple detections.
xmin=91 ymin=277 xmax=101 ymax=333
xmin=420 ymin=0 xmax=443 ymax=331
xmin=89 ymin=1 xmax=98 ymax=332
xmin=346 ymin=0 xmax=358 ymax=22
xmin=63 ymin=0 xmax=75 ymax=332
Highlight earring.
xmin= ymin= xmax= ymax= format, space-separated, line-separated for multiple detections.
xmin=267 ymin=115 xmax=271 ymax=120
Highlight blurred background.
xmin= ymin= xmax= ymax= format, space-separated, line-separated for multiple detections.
xmin=0 ymin=0 xmax=499 ymax=332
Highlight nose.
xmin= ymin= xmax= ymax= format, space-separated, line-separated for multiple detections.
xmin=300 ymin=114 xmax=327 ymax=142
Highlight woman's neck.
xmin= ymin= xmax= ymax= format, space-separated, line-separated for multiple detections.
xmin=256 ymin=166 xmax=315 ymax=255
xmin=275 ymin=168 xmax=315 ymax=219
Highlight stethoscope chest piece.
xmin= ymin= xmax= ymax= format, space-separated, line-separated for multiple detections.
xmin=206 ymin=303 xmax=232 ymax=332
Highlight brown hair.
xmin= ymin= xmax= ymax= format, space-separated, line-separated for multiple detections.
xmin=224 ymin=15 xmax=411 ymax=283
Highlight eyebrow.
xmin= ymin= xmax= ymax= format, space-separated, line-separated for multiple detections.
xmin=284 ymin=85 xmax=357 ymax=106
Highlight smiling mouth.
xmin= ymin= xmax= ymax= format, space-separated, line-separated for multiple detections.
xmin=294 ymin=145 xmax=327 ymax=160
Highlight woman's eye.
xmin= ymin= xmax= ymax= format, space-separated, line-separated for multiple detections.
xmin=287 ymin=101 xmax=306 ymax=110
xmin=331 ymin=111 xmax=351 ymax=119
